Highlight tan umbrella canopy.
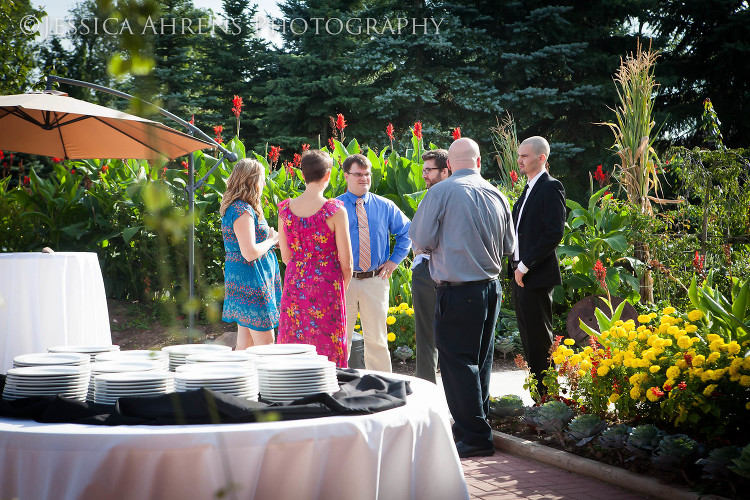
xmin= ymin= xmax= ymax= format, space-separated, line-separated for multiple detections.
xmin=0 ymin=91 xmax=215 ymax=160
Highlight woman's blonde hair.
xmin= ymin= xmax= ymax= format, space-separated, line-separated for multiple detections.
xmin=220 ymin=158 xmax=264 ymax=217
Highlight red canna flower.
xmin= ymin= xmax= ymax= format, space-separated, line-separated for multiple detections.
xmin=594 ymin=260 xmax=607 ymax=286
xmin=231 ymin=95 xmax=243 ymax=118
xmin=162 ymin=166 xmax=167 ymax=174
xmin=452 ymin=127 xmax=461 ymax=140
xmin=386 ymin=123 xmax=395 ymax=141
xmin=510 ymin=170 xmax=518 ymax=185
xmin=285 ymin=161 xmax=294 ymax=175
xmin=693 ymin=250 xmax=705 ymax=272
xmin=301 ymin=143 xmax=310 ymax=151
xmin=70 ymin=169 xmax=76 ymax=174
xmin=412 ymin=121 xmax=423 ymax=140
xmin=52 ymin=157 xmax=62 ymax=163
xmin=328 ymin=138 xmax=335 ymax=150
xmin=292 ymin=153 xmax=302 ymax=167
xmin=649 ymin=387 xmax=665 ymax=398
xmin=101 ymin=165 xmax=109 ymax=173
xmin=335 ymin=113 xmax=347 ymax=131
xmin=189 ymin=115 xmax=195 ymax=125
xmin=594 ymin=164 xmax=605 ymax=182
xmin=268 ymin=145 xmax=282 ymax=165
xmin=213 ymin=125 xmax=224 ymax=144
xmin=0 ymin=151 xmax=4 ymax=160
xmin=181 ymin=161 xmax=188 ymax=170
xmin=23 ymin=176 xmax=29 ymax=185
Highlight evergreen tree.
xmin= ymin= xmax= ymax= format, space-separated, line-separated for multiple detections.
xmin=646 ymin=0 xmax=750 ymax=147
xmin=0 ymin=0 xmax=45 ymax=94
xmin=200 ymin=0 xmax=272 ymax=149
xmin=259 ymin=0 xmax=364 ymax=153
xmin=491 ymin=0 xmax=639 ymax=199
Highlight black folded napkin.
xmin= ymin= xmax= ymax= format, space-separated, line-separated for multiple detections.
xmin=0 ymin=370 xmax=412 ymax=426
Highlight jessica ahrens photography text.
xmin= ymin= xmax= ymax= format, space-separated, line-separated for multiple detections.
xmin=22 ymin=15 xmax=447 ymax=38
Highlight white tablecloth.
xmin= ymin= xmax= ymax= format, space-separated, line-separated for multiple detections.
xmin=0 ymin=374 xmax=468 ymax=500
xmin=0 ymin=252 xmax=112 ymax=372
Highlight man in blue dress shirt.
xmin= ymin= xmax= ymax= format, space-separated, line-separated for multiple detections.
xmin=338 ymin=154 xmax=411 ymax=372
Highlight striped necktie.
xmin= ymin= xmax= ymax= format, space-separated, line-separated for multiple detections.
xmin=356 ymin=198 xmax=371 ymax=271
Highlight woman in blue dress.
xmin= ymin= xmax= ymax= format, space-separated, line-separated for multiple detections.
xmin=220 ymin=158 xmax=282 ymax=349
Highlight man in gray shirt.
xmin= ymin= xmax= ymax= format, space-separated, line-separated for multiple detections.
xmin=410 ymin=137 xmax=515 ymax=458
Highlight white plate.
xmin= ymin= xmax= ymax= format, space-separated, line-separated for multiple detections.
xmin=95 ymin=371 xmax=172 ymax=383
xmin=7 ymin=365 xmax=91 ymax=377
xmin=246 ymin=344 xmax=316 ymax=356
xmin=14 ymin=352 xmax=90 ymax=366
xmin=48 ymin=345 xmax=120 ymax=353
xmin=162 ymin=344 xmax=232 ymax=355
xmin=185 ymin=352 xmax=256 ymax=363
xmin=90 ymin=360 xmax=163 ymax=373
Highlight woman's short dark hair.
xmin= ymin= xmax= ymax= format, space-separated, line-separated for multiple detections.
xmin=342 ymin=153 xmax=371 ymax=173
xmin=300 ymin=149 xmax=333 ymax=182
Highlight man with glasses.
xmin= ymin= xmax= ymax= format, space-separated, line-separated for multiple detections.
xmin=338 ymin=154 xmax=411 ymax=372
xmin=412 ymin=149 xmax=451 ymax=382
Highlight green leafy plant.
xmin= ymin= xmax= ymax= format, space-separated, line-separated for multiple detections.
xmin=567 ymin=413 xmax=607 ymax=446
xmin=489 ymin=394 xmax=526 ymax=419
xmin=652 ymin=434 xmax=700 ymax=472
xmin=626 ymin=424 xmax=665 ymax=459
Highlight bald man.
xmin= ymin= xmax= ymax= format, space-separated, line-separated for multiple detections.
xmin=410 ymin=138 xmax=515 ymax=458
xmin=510 ymin=136 xmax=566 ymax=398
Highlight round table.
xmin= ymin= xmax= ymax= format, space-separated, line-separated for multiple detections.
xmin=0 ymin=374 xmax=469 ymax=500
xmin=0 ymin=252 xmax=112 ymax=372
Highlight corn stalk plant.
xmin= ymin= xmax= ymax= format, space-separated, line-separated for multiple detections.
xmin=598 ymin=41 xmax=673 ymax=303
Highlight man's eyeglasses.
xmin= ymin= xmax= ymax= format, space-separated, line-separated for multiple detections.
xmin=422 ymin=167 xmax=446 ymax=174
xmin=347 ymin=172 xmax=372 ymax=178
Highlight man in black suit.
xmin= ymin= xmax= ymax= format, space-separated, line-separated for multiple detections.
xmin=509 ymin=136 xmax=566 ymax=399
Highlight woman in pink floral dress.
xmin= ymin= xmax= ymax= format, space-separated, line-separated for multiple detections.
xmin=277 ymin=150 xmax=352 ymax=366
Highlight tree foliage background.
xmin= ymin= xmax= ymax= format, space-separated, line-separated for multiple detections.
xmin=5 ymin=0 xmax=750 ymax=200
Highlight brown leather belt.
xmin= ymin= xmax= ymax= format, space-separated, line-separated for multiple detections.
xmin=353 ymin=270 xmax=377 ymax=279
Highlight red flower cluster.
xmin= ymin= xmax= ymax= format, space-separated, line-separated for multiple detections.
xmin=412 ymin=121 xmax=423 ymax=140
xmin=232 ymin=95 xmax=243 ymax=118
xmin=593 ymin=260 xmax=607 ymax=287
xmin=649 ymin=387 xmax=665 ymax=398
xmin=693 ymin=250 xmax=705 ymax=273
xmin=292 ymin=153 xmax=302 ymax=167
xmin=0 ymin=151 xmax=4 ymax=160
xmin=510 ymin=170 xmax=518 ymax=185
xmin=328 ymin=138 xmax=335 ymax=150
xmin=52 ymin=157 xmax=63 ymax=163
xmin=23 ymin=176 xmax=30 ymax=185
xmin=683 ymin=353 xmax=693 ymax=367
xmin=593 ymin=164 xmax=610 ymax=188
xmin=101 ymin=165 xmax=109 ymax=173
xmin=284 ymin=161 xmax=294 ymax=175
xmin=386 ymin=123 xmax=394 ymax=141
xmin=268 ymin=145 xmax=282 ymax=165
xmin=181 ymin=161 xmax=188 ymax=170
xmin=213 ymin=125 xmax=224 ymax=144
xmin=301 ymin=143 xmax=310 ymax=151
xmin=678 ymin=381 xmax=687 ymax=390
xmin=189 ymin=115 xmax=195 ymax=125
xmin=452 ymin=127 xmax=461 ymax=141
xmin=335 ymin=113 xmax=347 ymax=131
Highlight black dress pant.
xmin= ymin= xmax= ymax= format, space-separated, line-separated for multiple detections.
xmin=512 ymin=281 xmax=554 ymax=396
xmin=435 ymin=279 xmax=500 ymax=448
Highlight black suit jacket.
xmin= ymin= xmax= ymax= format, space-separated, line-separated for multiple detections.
xmin=508 ymin=171 xmax=566 ymax=289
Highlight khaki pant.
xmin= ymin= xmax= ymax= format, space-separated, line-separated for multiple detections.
xmin=345 ymin=276 xmax=392 ymax=372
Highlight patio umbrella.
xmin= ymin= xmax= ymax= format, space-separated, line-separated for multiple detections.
xmin=0 ymin=91 xmax=215 ymax=160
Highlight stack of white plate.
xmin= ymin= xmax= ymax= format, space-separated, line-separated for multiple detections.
xmin=162 ymin=344 xmax=232 ymax=371
xmin=93 ymin=371 xmax=174 ymax=405
xmin=2 ymin=365 xmax=90 ymax=401
xmin=246 ymin=344 xmax=317 ymax=357
xmin=13 ymin=352 xmax=90 ymax=368
xmin=87 ymin=360 xmax=164 ymax=401
xmin=174 ymin=364 xmax=259 ymax=401
xmin=94 ymin=350 xmax=170 ymax=371
xmin=257 ymin=358 xmax=338 ymax=404
xmin=48 ymin=345 xmax=120 ymax=363
xmin=185 ymin=351 xmax=256 ymax=365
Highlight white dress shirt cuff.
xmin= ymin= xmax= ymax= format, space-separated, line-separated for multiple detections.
xmin=518 ymin=262 xmax=529 ymax=274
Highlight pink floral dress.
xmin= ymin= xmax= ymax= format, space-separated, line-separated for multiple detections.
xmin=277 ymin=198 xmax=348 ymax=367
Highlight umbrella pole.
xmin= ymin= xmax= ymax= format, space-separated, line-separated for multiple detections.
xmin=188 ymin=152 xmax=195 ymax=343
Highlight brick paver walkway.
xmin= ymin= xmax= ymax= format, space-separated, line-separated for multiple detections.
xmin=461 ymin=450 xmax=648 ymax=499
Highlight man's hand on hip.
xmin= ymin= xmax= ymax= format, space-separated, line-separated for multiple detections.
xmin=377 ymin=261 xmax=398 ymax=279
